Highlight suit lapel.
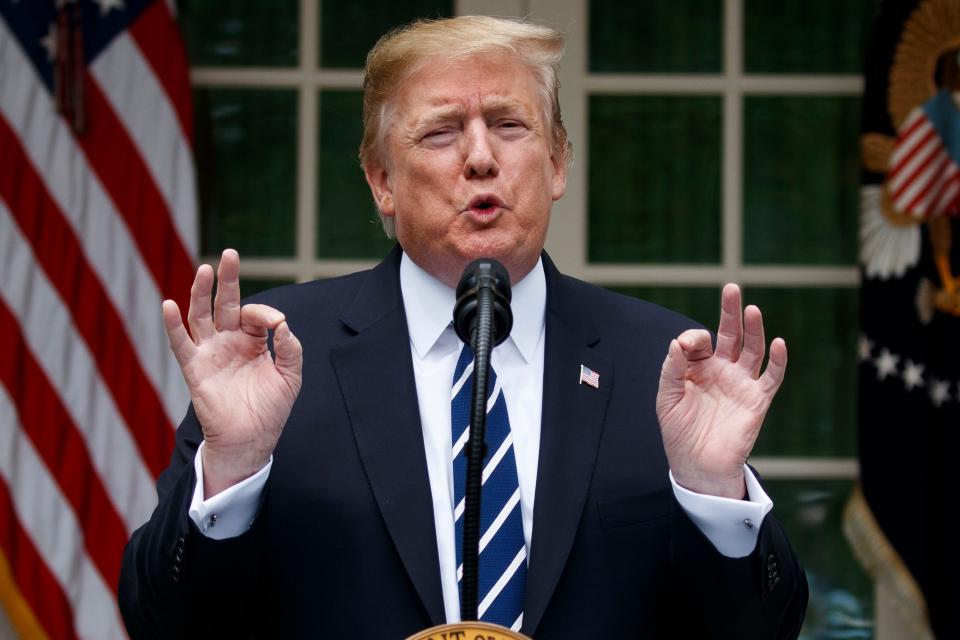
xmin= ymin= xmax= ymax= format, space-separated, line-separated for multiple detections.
xmin=327 ymin=249 xmax=612 ymax=631
xmin=329 ymin=246 xmax=446 ymax=626
xmin=523 ymin=254 xmax=613 ymax=636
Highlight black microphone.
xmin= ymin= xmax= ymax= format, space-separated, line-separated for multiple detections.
xmin=452 ymin=258 xmax=513 ymax=621
xmin=453 ymin=258 xmax=513 ymax=347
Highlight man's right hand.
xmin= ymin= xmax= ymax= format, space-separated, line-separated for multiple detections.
xmin=162 ymin=249 xmax=303 ymax=497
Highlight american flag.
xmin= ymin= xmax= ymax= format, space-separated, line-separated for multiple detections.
xmin=578 ymin=364 xmax=599 ymax=389
xmin=0 ymin=1 xmax=194 ymax=637
xmin=887 ymin=89 xmax=960 ymax=219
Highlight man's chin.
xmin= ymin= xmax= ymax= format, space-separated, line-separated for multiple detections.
xmin=455 ymin=248 xmax=540 ymax=286
xmin=404 ymin=238 xmax=534 ymax=287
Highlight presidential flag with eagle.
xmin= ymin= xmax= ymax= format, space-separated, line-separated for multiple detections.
xmin=848 ymin=1 xmax=960 ymax=638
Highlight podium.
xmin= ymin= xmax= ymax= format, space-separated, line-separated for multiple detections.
xmin=407 ymin=621 xmax=530 ymax=639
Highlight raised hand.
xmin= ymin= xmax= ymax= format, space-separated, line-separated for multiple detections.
xmin=655 ymin=284 xmax=786 ymax=499
xmin=162 ymin=249 xmax=303 ymax=497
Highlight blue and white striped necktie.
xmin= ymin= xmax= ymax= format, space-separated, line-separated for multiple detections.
xmin=451 ymin=343 xmax=526 ymax=631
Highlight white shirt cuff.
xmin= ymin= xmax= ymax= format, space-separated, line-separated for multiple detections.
xmin=188 ymin=441 xmax=272 ymax=540
xmin=669 ymin=464 xmax=773 ymax=558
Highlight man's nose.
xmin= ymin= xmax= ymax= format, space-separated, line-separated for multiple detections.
xmin=462 ymin=123 xmax=499 ymax=178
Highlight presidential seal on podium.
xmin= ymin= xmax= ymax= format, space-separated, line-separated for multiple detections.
xmin=406 ymin=621 xmax=530 ymax=640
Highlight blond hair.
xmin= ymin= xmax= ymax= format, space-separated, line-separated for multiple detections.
xmin=360 ymin=15 xmax=570 ymax=237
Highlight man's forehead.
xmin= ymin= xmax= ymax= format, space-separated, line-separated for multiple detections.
xmin=414 ymin=95 xmax=530 ymax=117
xmin=396 ymin=54 xmax=540 ymax=110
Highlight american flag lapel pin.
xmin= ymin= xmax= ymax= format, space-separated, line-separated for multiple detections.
xmin=579 ymin=364 xmax=600 ymax=388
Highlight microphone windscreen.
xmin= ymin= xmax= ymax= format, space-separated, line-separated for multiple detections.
xmin=453 ymin=259 xmax=513 ymax=347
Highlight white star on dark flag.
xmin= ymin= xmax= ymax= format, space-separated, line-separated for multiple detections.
xmin=874 ymin=348 xmax=899 ymax=381
xmin=95 ymin=0 xmax=125 ymax=15
xmin=929 ymin=379 xmax=951 ymax=407
xmin=902 ymin=360 xmax=925 ymax=391
xmin=39 ymin=22 xmax=56 ymax=61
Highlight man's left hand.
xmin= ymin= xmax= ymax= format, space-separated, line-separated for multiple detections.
xmin=656 ymin=283 xmax=787 ymax=499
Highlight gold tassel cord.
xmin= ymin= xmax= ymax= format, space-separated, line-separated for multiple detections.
xmin=843 ymin=487 xmax=934 ymax=640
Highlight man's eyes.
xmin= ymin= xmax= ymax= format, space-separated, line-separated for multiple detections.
xmin=496 ymin=120 xmax=530 ymax=136
xmin=421 ymin=129 xmax=458 ymax=146
xmin=420 ymin=120 xmax=527 ymax=143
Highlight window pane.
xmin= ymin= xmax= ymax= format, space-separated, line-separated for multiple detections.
xmin=320 ymin=0 xmax=452 ymax=69
xmin=179 ymin=0 xmax=298 ymax=67
xmin=212 ymin=278 xmax=296 ymax=301
xmin=763 ymin=480 xmax=874 ymax=639
xmin=744 ymin=0 xmax=874 ymax=73
xmin=240 ymin=279 xmax=296 ymax=299
xmin=743 ymin=97 xmax=860 ymax=265
xmin=745 ymin=288 xmax=858 ymax=457
xmin=317 ymin=91 xmax=396 ymax=259
xmin=608 ymin=286 xmax=720 ymax=330
xmin=590 ymin=0 xmax=722 ymax=73
xmin=589 ymin=95 xmax=722 ymax=264
xmin=195 ymin=89 xmax=297 ymax=257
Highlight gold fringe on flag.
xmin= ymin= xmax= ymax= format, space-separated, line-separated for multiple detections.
xmin=843 ymin=485 xmax=934 ymax=640
xmin=0 ymin=547 xmax=49 ymax=640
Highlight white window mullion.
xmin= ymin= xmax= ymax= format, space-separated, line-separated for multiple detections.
xmin=297 ymin=0 xmax=320 ymax=283
xmin=527 ymin=0 xmax=589 ymax=277
xmin=723 ymin=0 xmax=744 ymax=279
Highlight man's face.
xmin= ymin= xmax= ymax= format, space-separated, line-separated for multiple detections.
xmin=365 ymin=53 xmax=567 ymax=287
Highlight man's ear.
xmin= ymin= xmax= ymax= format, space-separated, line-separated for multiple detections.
xmin=364 ymin=161 xmax=396 ymax=217
xmin=551 ymin=150 xmax=568 ymax=201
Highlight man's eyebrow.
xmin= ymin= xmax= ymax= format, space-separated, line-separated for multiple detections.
xmin=481 ymin=97 xmax=528 ymax=116
xmin=411 ymin=97 xmax=534 ymax=131
xmin=411 ymin=105 xmax=466 ymax=131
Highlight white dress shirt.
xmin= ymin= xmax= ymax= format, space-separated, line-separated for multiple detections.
xmin=188 ymin=252 xmax=773 ymax=623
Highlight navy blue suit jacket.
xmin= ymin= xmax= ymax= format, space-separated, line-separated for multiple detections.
xmin=119 ymin=246 xmax=807 ymax=638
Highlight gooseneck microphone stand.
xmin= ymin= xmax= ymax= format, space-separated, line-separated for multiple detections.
xmin=452 ymin=259 xmax=513 ymax=622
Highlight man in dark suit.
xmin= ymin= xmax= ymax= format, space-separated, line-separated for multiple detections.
xmin=119 ymin=15 xmax=807 ymax=638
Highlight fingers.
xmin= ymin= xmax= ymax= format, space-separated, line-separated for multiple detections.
xmin=713 ymin=284 xmax=784 ymax=389
xmin=714 ymin=283 xmax=743 ymax=362
xmin=187 ymin=264 xmax=215 ymax=342
xmin=273 ymin=321 xmax=303 ymax=392
xmin=676 ymin=329 xmax=714 ymax=361
xmin=239 ymin=304 xmax=285 ymax=338
xmin=162 ymin=299 xmax=196 ymax=367
xmin=214 ymin=248 xmax=241 ymax=331
xmin=240 ymin=306 xmax=302 ymax=394
xmin=738 ymin=305 xmax=766 ymax=378
xmin=657 ymin=339 xmax=689 ymax=413
xmin=759 ymin=337 xmax=787 ymax=394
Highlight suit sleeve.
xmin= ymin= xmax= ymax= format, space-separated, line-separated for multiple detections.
xmin=117 ymin=404 xmax=267 ymax=638
xmin=657 ymin=318 xmax=807 ymax=637
xmin=669 ymin=486 xmax=808 ymax=639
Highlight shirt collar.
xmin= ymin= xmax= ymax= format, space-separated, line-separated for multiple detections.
xmin=399 ymin=251 xmax=546 ymax=363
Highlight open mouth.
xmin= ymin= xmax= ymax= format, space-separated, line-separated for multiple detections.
xmin=467 ymin=195 xmax=505 ymax=217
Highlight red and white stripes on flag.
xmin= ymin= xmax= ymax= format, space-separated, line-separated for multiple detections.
xmin=0 ymin=1 xmax=195 ymax=637
xmin=578 ymin=364 xmax=599 ymax=389
xmin=887 ymin=96 xmax=960 ymax=219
